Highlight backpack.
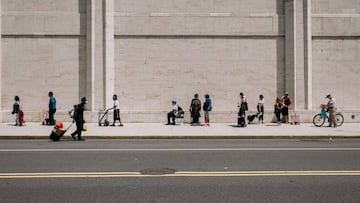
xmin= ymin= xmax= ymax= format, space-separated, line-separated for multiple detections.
xmin=68 ymin=105 xmax=76 ymax=119
xmin=177 ymin=105 xmax=184 ymax=114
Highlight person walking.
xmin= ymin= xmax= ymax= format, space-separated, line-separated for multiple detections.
xmin=109 ymin=94 xmax=124 ymax=127
xmin=189 ymin=94 xmax=201 ymax=125
xmin=257 ymin=94 xmax=265 ymax=124
xmin=71 ymin=97 xmax=87 ymax=141
xmin=48 ymin=91 xmax=56 ymax=125
xmin=203 ymin=94 xmax=212 ymax=126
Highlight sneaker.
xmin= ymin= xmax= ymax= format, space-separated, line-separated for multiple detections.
xmin=119 ymin=124 xmax=124 ymax=127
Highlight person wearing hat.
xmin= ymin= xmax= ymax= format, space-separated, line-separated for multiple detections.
xmin=71 ymin=97 xmax=87 ymax=140
xmin=325 ymin=93 xmax=337 ymax=127
xmin=166 ymin=100 xmax=179 ymax=125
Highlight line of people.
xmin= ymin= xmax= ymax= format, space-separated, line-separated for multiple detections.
xmin=166 ymin=91 xmax=294 ymax=127
xmin=10 ymin=91 xmax=290 ymax=128
xmin=167 ymin=94 xmax=212 ymax=126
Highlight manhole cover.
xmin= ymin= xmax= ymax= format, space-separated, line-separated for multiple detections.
xmin=140 ymin=168 xmax=176 ymax=175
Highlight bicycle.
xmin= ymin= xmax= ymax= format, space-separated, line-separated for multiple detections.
xmin=313 ymin=107 xmax=344 ymax=127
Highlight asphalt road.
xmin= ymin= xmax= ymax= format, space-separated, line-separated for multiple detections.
xmin=1 ymin=139 xmax=360 ymax=203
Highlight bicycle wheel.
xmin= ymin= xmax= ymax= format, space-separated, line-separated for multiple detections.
xmin=336 ymin=113 xmax=344 ymax=127
xmin=313 ymin=114 xmax=325 ymax=127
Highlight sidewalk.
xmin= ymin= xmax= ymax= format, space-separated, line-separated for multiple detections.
xmin=0 ymin=122 xmax=359 ymax=139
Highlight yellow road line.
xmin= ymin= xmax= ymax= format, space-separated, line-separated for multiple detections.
xmin=1 ymin=171 xmax=360 ymax=179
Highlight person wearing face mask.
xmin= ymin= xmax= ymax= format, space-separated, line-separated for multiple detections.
xmin=71 ymin=97 xmax=87 ymax=141
xmin=109 ymin=94 xmax=124 ymax=127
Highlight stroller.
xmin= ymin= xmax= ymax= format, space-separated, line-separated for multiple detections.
xmin=49 ymin=121 xmax=74 ymax=141
xmin=98 ymin=109 xmax=110 ymax=126
xmin=247 ymin=112 xmax=263 ymax=124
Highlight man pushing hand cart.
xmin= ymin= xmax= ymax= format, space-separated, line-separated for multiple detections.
xmin=98 ymin=94 xmax=124 ymax=127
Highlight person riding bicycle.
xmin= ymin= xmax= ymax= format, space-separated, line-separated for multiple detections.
xmin=322 ymin=93 xmax=337 ymax=128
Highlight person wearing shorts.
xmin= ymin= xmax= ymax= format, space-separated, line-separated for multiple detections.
xmin=110 ymin=94 xmax=123 ymax=127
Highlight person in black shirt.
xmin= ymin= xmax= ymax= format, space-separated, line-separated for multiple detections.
xmin=71 ymin=97 xmax=87 ymax=141
xmin=190 ymin=94 xmax=201 ymax=125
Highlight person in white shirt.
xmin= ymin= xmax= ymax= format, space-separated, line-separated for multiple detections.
xmin=257 ymin=94 xmax=265 ymax=124
xmin=167 ymin=101 xmax=179 ymax=125
xmin=109 ymin=94 xmax=123 ymax=126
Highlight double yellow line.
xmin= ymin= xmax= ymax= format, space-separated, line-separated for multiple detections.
xmin=1 ymin=171 xmax=360 ymax=179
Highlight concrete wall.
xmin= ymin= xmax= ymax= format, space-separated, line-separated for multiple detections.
xmin=114 ymin=0 xmax=285 ymax=122
xmin=0 ymin=0 xmax=359 ymax=123
xmin=1 ymin=0 xmax=87 ymax=122
xmin=312 ymin=0 xmax=360 ymax=112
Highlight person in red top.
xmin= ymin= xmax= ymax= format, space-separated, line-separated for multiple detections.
xmin=282 ymin=91 xmax=292 ymax=123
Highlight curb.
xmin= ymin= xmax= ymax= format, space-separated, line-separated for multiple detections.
xmin=1 ymin=135 xmax=360 ymax=140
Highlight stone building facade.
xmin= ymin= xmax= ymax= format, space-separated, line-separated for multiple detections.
xmin=0 ymin=0 xmax=360 ymax=123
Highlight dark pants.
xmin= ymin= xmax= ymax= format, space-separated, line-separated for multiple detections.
xmin=167 ymin=112 xmax=176 ymax=124
xmin=257 ymin=105 xmax=264 ymax=121
xmin=49 ymin=109 xmax=56 ymax=125
xmin=275 ymin=110 xmax=281 ymax=122
xmin=72 ymin=119 xmax=83 ymax=140
xmin=191 ymin=111 xmax=200 ymax=124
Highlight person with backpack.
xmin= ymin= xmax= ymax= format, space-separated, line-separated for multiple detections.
xmin=203 ymin=94 xmax=212 ymax=126
xmin=71 ymin=97 xmax=87 ymax=141
xmin=166 ymin=100 xmax=182 ymax=125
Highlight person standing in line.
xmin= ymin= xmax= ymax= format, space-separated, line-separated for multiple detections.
xmin=11 ymin=96 xmax=22 ymax=126
xmin=109 ymin=94 xmax=124 ymax=127
xmin=238 ymin=92 xmax=248 ymax=127
xmin=281 ymin=91 xmax=292 ymax=123
xmin=257 ymin=94 xmax=265 ymax=124
xmin=203 ymin=94 xmax=212 ymax=126
xmin=190 ymin=93 xmax=201 ymax=125
xmin=71 ymin=97 xmax=87 ymax=141
xmin=274 ymin=97 xmax=284 ymax=125
xmin=48 ymin=91 xmax=56 ymax=125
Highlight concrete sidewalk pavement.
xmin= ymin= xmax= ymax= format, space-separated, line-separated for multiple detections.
xmin=0 ymin=122 xmax=359 ymax=139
